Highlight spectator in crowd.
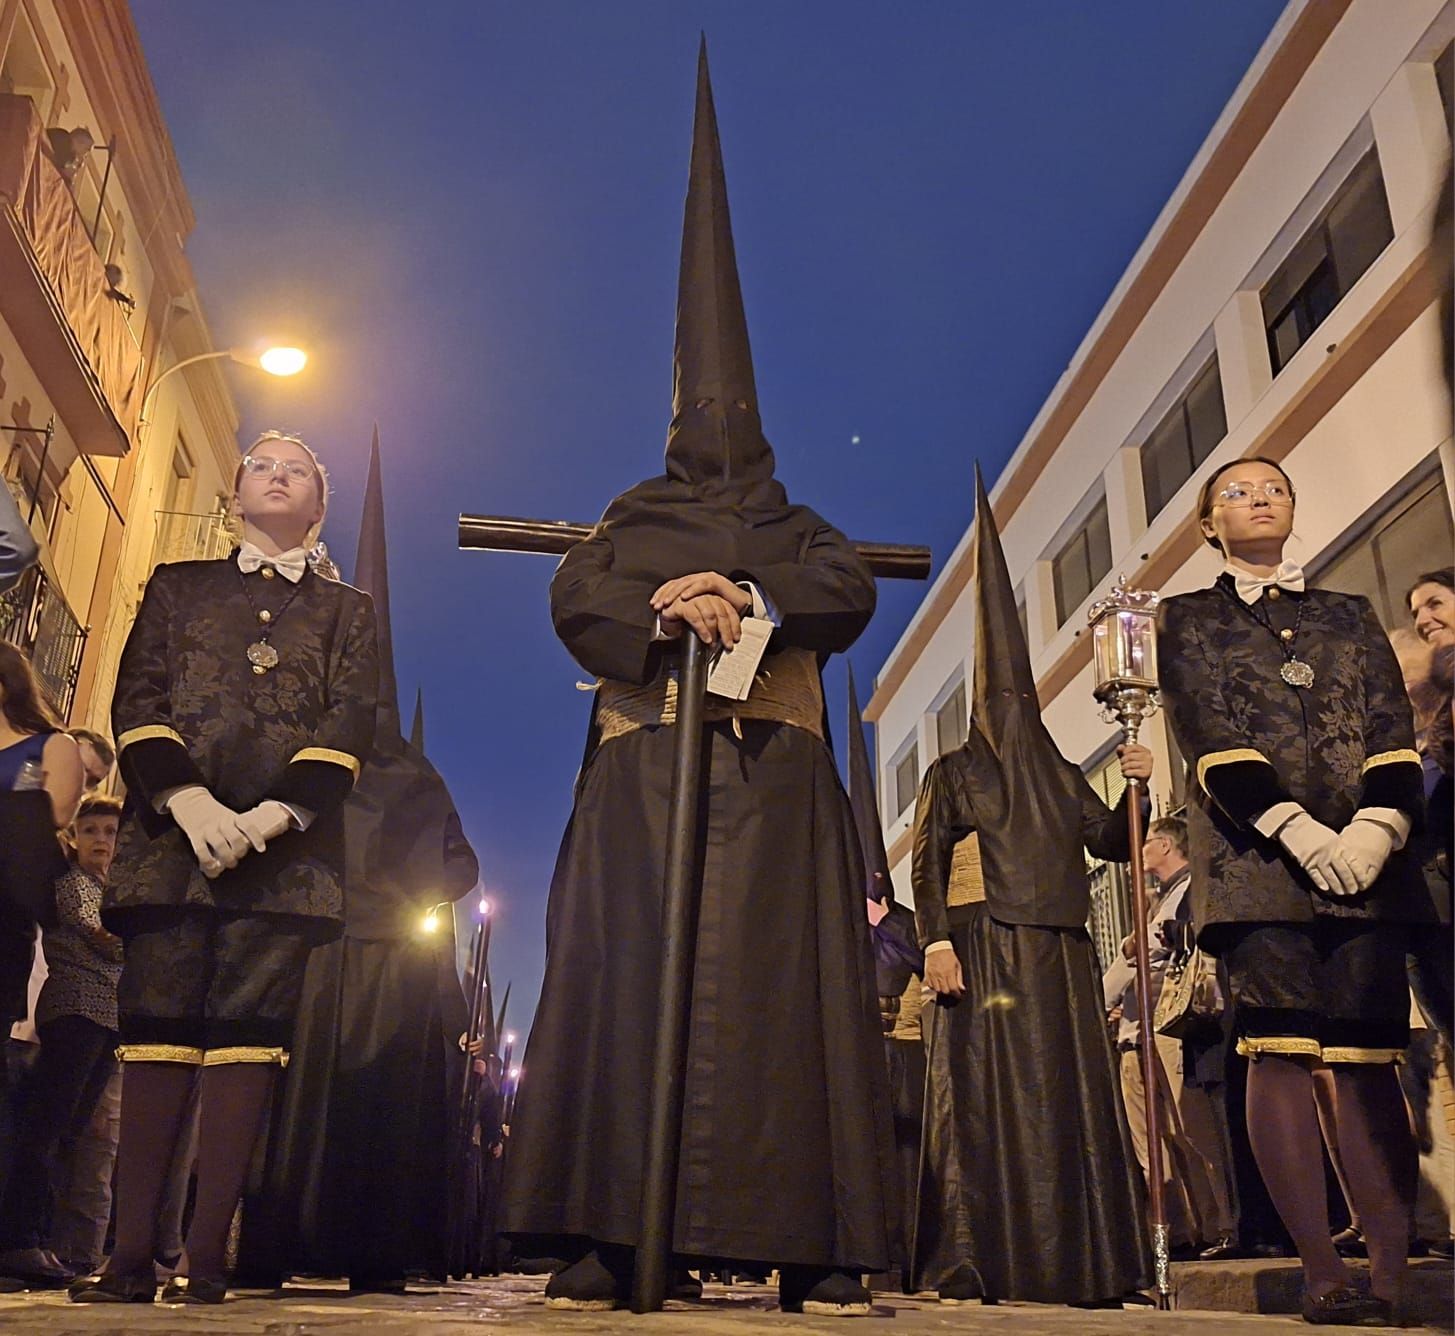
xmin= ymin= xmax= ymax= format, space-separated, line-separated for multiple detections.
xmin=0 ymin=483 xmax=38 ymax=595
xmin=67 ymin=731 xmax=114 ymax=796
xmin=0 ymin=795 xmax=122 ymax=1286
xmin=1158 ymin=457 xmax=1430 ymax=1327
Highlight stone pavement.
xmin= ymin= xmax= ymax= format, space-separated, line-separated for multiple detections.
xmin=0 ymin=1268 xmax=1447 ymax=1336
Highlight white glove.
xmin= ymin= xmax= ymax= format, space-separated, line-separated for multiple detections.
xmin=1338 ymin=817 xmax=1396 ymax=892
xmin=166 ymin=786 xmax=258 ymax=878
xmin=235 ymin=801 xmax=295 ymax=852
xmin=1275 ymin=810 xmax=1361 ymax=897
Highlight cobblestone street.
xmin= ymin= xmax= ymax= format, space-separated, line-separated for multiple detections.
xmin=0 ymin=1265 xmax=1448 ymax=1336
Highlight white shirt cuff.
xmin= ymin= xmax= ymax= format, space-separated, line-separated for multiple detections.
xmin=1253 ymin=801 xmax=1303 ymax=839
xmin=924 ymin=940 xmax=955 ymax=956
xmin=156 ymin=783 xmax=205 ymax=815
xmin=1352 ymin=808 xmax=1411 ymax=851
xmin=738 ymin=580 xmax=780 ymax=626
xmin=276 ymin=801 xmax=314 ymax=832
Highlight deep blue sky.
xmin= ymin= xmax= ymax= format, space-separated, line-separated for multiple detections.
xmin=131 ymin=1 xmax=1285 ymax=1028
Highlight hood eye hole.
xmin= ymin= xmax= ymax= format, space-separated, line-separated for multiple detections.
xmin=734 ymin=399 xmax=750 ymax=410
xmin=1000 ymin=689 xmax=1014 ymax=697
xmin=695 ymin=397 xmax=714 ymax=410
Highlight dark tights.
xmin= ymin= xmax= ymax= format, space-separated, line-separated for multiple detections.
xmin=107 ymin=1061 xmax=278 ymax=1283
xmin=1246 ymin=1054 xmax=1413 ymax=1301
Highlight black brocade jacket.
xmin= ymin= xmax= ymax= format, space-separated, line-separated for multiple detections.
xmin=106 ymin=559 xmax=378 ymax=937
xmin=1157 ymin=578 xmax=1430 ymax=949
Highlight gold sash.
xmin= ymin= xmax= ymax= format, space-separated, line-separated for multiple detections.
xmin=947 ymin=831 xmax=986 ymax=907
xmin=596 ymin=646 xmax=824 ymax=743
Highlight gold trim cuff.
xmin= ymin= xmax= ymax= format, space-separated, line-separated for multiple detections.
xmin=1197 ymin=747 xmax=1270 ymax=792
xmin=1360 ymin=750 xmax=1420 ymax=773
xmin=291 ymin=747 xmax=361 ymax=779
xmin=1237 ymin=1036 xmax=1322 ymax=1059
xmin=1321 ymin=1046 xmax=1405 ymax=1066
xmin=117 ymin=725 xmax=185 ymax=751
xmin=116 ymin=1043 xmax=204 ymax=1065
xmin=202 ymin=1046 xmax=289 ymax=1068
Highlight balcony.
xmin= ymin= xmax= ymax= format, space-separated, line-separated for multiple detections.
xmin=0 ymin=563 xmax=87 ymax=722
xmin=149 ymin=509 xmax=234 ymax=570
xmin=0 ymin=94 xmax=140 ymax=457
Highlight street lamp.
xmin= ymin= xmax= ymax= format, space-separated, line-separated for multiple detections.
xmin=138 ymin=345 xmax=308 ymax=426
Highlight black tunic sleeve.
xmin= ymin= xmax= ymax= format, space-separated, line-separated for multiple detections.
xmin=1353 ymin=598 xmax=1424 ymax=824
xmin=265 ymin=591 xmax=379 ymax=816
xmin=733 ymin=522 xmax=876 ymax=654
xmin=550 ymin=527 xmax=662 ymax=685
xmin=113 ymin=566 xmax=206 ymax=834
xmin=1079 ymin=779 xmax=1134 ymax=863
xmin=1157 ymin=595 xmax=1295 ymax=829
xmin=911 ymin=756 xmax=973 ymax=950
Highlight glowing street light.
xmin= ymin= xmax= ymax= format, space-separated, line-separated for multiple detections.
xmin=139 ymin=343 xmax=311 ymax=425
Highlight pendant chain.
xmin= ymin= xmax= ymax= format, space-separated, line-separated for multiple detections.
xmin=236 ymin=566 xmax=305 ymax=674
xmin=1219 ymin=581 xmax=1314 ymax=689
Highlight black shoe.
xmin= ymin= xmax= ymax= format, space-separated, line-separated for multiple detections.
xmin=67 ymin=1267 xmax=158 ymax=1303
xmin=936 ymin=1265 xmax=994 ymax=1305
xmin=544 ymin=1252 xmax=628 ymax=1311
xmin=1199 ymin=1236 xmax=1246 ymax=1262
xmin=779 ymin=1268 xmax=872 ymax=1316
xmin=1426 ymin=1236 xmax=1454 ymax=1260
xmin=1169 ymin=1241 xmax=1202 ymax=1262
xmin=1302 ymin=1285 xmax=1393 ymax=1326
xmin=669 ymin=1269 xmax=703 ymax=1301
xmin=349 ymin=1274 xmax=407 ymax=1295
xmin=0 ymin=1245 xmax=74 ymax=1287
xmin=159 ymin=1275 xmax=227 ymax=1305
xmin=1246 ymin=1240 xmax=1296 ymax=1259
xmin=1331 ymin=1226 xmax=1368 ymax=1258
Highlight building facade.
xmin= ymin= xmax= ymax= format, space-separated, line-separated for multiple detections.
xmin=868 ymin=0 xmax=1454 ymax=964
xmin=0 ymin=0 xmax=240 ymax=736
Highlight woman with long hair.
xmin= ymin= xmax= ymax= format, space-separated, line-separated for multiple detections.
xmin=1157 ymin=457 xmax=1433 ymax=1326
xmin=0 ymin=643 xmax=84 ymax=827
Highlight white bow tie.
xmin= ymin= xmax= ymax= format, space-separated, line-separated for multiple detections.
xmin=237 ymin=544 xmax=307 ymax=584
xmin=1228 ymin=560 xmax=1305 ymax=605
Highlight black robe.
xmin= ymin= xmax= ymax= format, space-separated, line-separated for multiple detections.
xmin=237 ymin=735 xmax=479 ymax=1284
xmin=500 ymin=485 xmax=896 ymax=1271
xmin=107 ymin=558 xmax=378 ymax=939
xmin=909 ymin=740 xmax=1150 ymax=1302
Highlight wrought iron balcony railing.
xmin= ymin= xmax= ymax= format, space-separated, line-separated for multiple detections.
xmin=149 ymin=510 xmax=234 ymax=570
xmin=0 ymin=563 xmax=87 ymax=721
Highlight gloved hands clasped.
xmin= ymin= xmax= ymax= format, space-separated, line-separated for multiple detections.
xmin=167 ymin=787 xmax=294 ymax=878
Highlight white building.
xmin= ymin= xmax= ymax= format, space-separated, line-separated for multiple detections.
xmin=867 ymin=0 xmax=1454 ymax=965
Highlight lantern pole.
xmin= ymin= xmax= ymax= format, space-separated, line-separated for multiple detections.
xmin=1088 ymin=577 xmax=1171 ymax=1309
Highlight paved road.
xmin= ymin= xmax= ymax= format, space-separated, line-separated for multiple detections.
xmin=0 ymin=1273 xmax=1448 ymax=1335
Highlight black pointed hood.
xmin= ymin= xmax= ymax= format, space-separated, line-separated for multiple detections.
xmin=410 ymin=687 xmax=425 ymax=752
xmin=664 ymin=39 xmax=779 ymax=499
xmin=353 ymin=426 xmax=400 ymax=736
xmin=970 ymin=463 xmax=1040 ymax=757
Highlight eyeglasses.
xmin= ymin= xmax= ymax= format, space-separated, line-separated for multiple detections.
xmin=241 ymin=454 xmax=315 ymax=484
xmin=1215 ymin=480 xmax=1293 ymax=507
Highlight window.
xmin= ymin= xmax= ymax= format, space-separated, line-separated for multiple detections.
xmin=935 ymin=680 xmax=966 ymax=757
xmin=2 ymin=430 xmax=61 ymax=537
xmin=1436 ymin=41 xmax=1453 ymax=131
xmin=1139 ymin=358 xmax=1227 ymax=520
xmin=1015 ymin=584 xmax=1029 ymax=650
xmin=0 ymin=11 xmax=55 ymax=124
xmin=1083 ymin=748 xmax=1132 ymax=973
xmin=1262 ymin=151 xmax=1393 ymax=375
xmin=1316 ymin=470 xmax=1455 ymax=633
xmin=160 ymin=436 xmax=195 ymax=515
xmin=1051 ymin=494 xmax=1112 ymax=627
xmin=892 ymin=741 xmax=919 ymax=819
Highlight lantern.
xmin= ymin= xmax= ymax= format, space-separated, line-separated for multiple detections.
xmin=1088 ymin=575 xmax=1162 ymax=744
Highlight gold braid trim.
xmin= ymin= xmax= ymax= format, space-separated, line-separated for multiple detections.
xmin=116 ymin=1043 xmax=204 ymax=1065
xmin=291 ymin=747 xmax=361 ymax=779
xmin=117 ymin=725 xmax=185 ymax=751
xmin=947 ymin=832 xmax=986 ymax=908
xmin=597 ymin=648 xmax=824 ymax=744
xmin=1322 ymin=1047 xmax=1405 ymax=1066
xmin=1237 ymin=1036 xmax=1322 ymax=1059
xmin=1360 ymin=750 xmax=1420 ymax=773
xmin=202 ymin=1046 xmax=289 ymax=1067
xmin=1196 ymin=747 xmax=1270 ymax=793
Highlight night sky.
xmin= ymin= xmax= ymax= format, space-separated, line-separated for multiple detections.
xmin=129 ymin=1 xmax=1285 ymax=1028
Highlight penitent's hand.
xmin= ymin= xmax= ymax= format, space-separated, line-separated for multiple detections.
xmin=1117 ymin=742 xmax=1153 ymax=783
xmin=924 ymin=947 xmax=965 ymax=999
xmin=660 ymin=594 xmax=743 ymax=646
xmin=651 ymin=571 xmax=753 ymax=615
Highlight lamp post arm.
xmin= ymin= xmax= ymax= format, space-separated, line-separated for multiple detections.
xmin=139 ymin=349 xmax=233 ymax=426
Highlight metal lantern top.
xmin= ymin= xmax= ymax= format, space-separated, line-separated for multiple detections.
xmin=1087 ymin=575 xmax=1161 ymax=702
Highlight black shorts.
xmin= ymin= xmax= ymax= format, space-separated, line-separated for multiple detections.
xmin=116 ymin=908 xmax=313 ymax=1064
xmin=1221 ymin=919 xmax=1410 ymax=1063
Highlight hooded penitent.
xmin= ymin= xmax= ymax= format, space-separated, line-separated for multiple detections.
xmin=956 ymin=464 xmax=1123 ymax=928
xmin=507 ymin=40 xmax=891 ymax=1273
